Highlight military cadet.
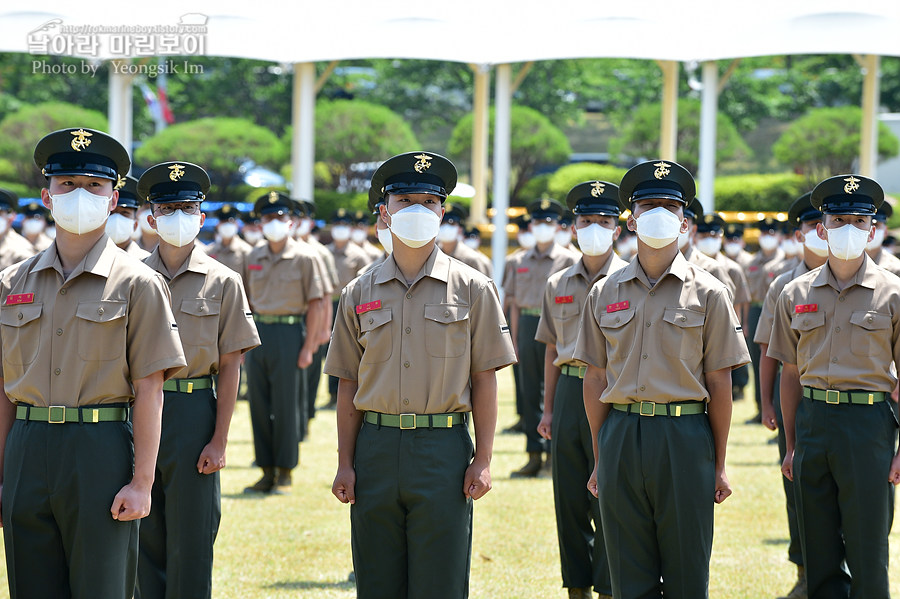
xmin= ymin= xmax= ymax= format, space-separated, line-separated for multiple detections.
xmin=103 ymin=175 xmax=150 ymax=259
xmin=506 ymin=199 xmax=579 ymax=476
xmin=501 ymin=213 xmax=533 ymax=434
xmin=351 ymin=210 xmax=386 ymax=262
xmin=678 ymin=199 xmax=737 ymax=302
xmin=134 ymin=162 xmax=260 ymax=599
xmin=463 ymin=227 xmax=481 ymax=251
xmin=779 ymin=221 xmax=803 ymax=267
xmin=723 ymin=223 xmax=753 ymax=269
xmin=0 ymin=190 xmax=36 ymax=271
xmin=865 ymin=203 xmax=900 ymax=277
xmin=535 ymin=181 xmax=626 ymax=599
xmin=207 ymin=203 xmax=254 ymax=277
xmin=614 ymin=224 xmax=638 ymax=261
xmin=695 ymin=213 xmax=751 ymax=328
xmin=753 ymin=192 xmax=825 ymax=599
xmin=243 ymin=192 xmax=326 ymax=493
xmin=437 ymin=202 xmax=493 ymax=277
xmin=135 ymin=202 xmax=160 ymax=252
xmin=329 ymin=208 xmax=371 ymax=287
xmin=326 ymin=151 xmax=516 ymax=599
xmin=19 ymin=201 xmax=53 ymax=252
xmin=555 ymin=210 xmax=575 ymax=249
xmin=356 ymin=187 xmax=392 ymax=279
xmin=768 ymin=175 xmax=900 ymax=599
xmin=574 ymin=160 xmax=750 ymax=599
xmin=241 ymin=211 xmax=264 ymax=246
xmin=0 ymin=127 xmax=186 ymax=598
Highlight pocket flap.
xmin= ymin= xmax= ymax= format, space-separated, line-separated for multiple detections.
xmin=791 ymin=311 xmax=825 ymax=331
xmin=424 ymin=304 xmax=469 ymax=324
xmin=180 ymin=298 xmax=222 ymax=317
xmin=663 ymin=307 xmax=705 ymax=328
xmin=599 ymin=307 xmax=635 ymax=329
xmin=850 ymin=310 xmax=891 ymax=331
xmin=0 ymin=304 xmax=42 ymax=327
xmin=359 ymin=308 xmax=392 ymax=332
xmin=76 ymin=300 xmax=127 ymax=323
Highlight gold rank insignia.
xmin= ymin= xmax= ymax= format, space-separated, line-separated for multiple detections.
xmin=69 ymin=129 xmax=92 ymax=151
xmin=653 ymin=161 xmax=671 ymax=180
xmin=843 ymin=175 xmax=860 ymax=194
xmin=268 ymin=191 xmax=278 ymax=203
xmin=414 ymin=153 xmax=432 ymax=173
xmin=168 ymin=164 xmax=185 ymax=181
xmin=590 ymin=181 xmax=605 ymax=197
xmin=114 ymin=175 xmax=126 ymax=190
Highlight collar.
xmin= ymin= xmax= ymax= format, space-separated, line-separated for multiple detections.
xmin=375 ymin=245 xmax=450 ymax=286
xmin=811 ymin=254 xmax=877 ymax=291
xmin=145 ymin=244 xmax=211 ymax=280
xmin=619 ymin=250 xmax=689 ymax=287
xmin=34 ymin=234 xmax=117 ymax=280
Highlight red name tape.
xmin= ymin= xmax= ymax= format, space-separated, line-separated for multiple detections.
xmin=555 ymin=296 xmax=574 ymax=304
xmin=606 ymin=301 xmax=629 ymax=313
xmin=748 ymin=266 xmax=759 ymax=272
xmin=248 ymin=264 xmax=263 ymax=271
xmin=795 ymin=304 xmax=818 ymax=314
xmin=5 ymin=293 xmax=34 ymax=306
xmin=356 ymin=300 xmax=382 ymax=315
xmin=517 ymin=267 xmax=529 ymax=274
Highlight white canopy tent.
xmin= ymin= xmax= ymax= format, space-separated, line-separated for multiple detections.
xmin=2 ymin=1 xmax=900 ymax=274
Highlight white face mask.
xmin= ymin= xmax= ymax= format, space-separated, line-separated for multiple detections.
xmin=758 ymin=234 xmax=779 ymax=252
xmin=463 ymin=238 xmax=480 ymax=250
xmin=243 ymin=229 xmax=263 ymax=245
xmin=0 ymin=218 xmax=9 ymax=236
xmin=387 ymin=204 xmax=440 ymax=249
xmin=351 ymin=228 xmax=368 ymax=244
xmin=437 ymin=224 xmax=460 ymax=244
xmin=532 ymin=223 xmax=557 ymax=244
xmin=696 ymin=236 xmax=722 ymax=257
xmin=826 ymin=224 xmax=870 ymax=261
xmin=138 ymin=210 xmax=156 ymax=234
xmin=376 ymin=226 xmax=393 ymax=254
xmin=517 ymin=231 xmax=536 ymax=250
xmin=803 ymin=230 xmax=829 ymax=257
xmin=262 ymin=219 xmax=291 ymax=243
xmin=297 ymin=218 xmax=313 ymax=237
xmin=575 ymin=223 xmax=614 ymax=256
xmin=218 ymin=221 xmax=238 ymax=240
xmin=105 ymin=213 xmax=136 ymax=245
xmin=635 ymin=207 xmax=683 ymax=249
xmin=780 ymin=238 xmax=801 ymax=255
xmin=723 ymin=241 xmax=742 ymax=257
xmin=677 ymin=229 xmax=691 ymax=250
xmin=22 ymin=218 xmax=45 ymax=237
xmin=555 ymin=229 xmax=573 ymax=247
xmin=616 ymin=236 xmax=638 ymax=256
xmin=49 ymin=187 xmax=111 ymax=235
xmin=45 ymin=226 xmax=56 ymax=240
xmin=331 ymin=225 xmax=351 ymax=242
xmin=155 ymin=209 xmax=202 ymax=248
xmin=867 ymin=227 xmax=886 ymax=252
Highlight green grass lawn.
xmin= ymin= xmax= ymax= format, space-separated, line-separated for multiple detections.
xmin=2 ymin=369 xmax=900 ymax=598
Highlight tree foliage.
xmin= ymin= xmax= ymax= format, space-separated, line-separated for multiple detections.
xmin=713 ymin=173 xmax=808 ymax=212
xmin=545 ymin=163 xmax=628 ymax=200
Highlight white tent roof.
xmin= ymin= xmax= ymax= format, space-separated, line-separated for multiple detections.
xmin=2 ymin=0 xmax=900 ymax=64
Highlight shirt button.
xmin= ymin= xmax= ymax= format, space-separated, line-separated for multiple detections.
xmin=405 ymin=327 xmax=411 ymax=334
xmin=54 ymin=368 xmax=60 ymax=375
xmin=444 ymin=310 xmax=450 ymax=317
xmin=56 ymin=328 xmax=63 ymax=336
xmin=615 ymin=317 xmax=620 ymax=323
xmin=17 ymin=312 xmax=22 ymax=320
xmin=404 ymin=361 xmax=410 ymax=368
xmin=199 ymin=306 xmax=205 ymax=312
xmin=646 ymin=322 xmax=651 ymax=327
xmin=868 ymin=316 xmax=874 ymax=323
xmin=640 ymin=385 xmax=646 ymax=391
xmin=649 ymin=291 xmax=655 ymax=296
xmin=406 ymin=293 xmax=412 ymax=299
xmin=369 ymin=318 xmax=374 ymax=324
xmin=403 ymin=398 xmax=409 ymax=405
xmin=642 ymin=354 xmax=648 ymax=359
xmin=60 ymin=288 xmax=67 ymax=295
xmin=680 ymin=316 xmax=686 ymax=322
xmin=835 ymin=327 xmax=841 ymax=333
xmin=832 ymin=357 xmax=838 ymax=363
xmin=97 ymin=307 xmax=104 ymax=315
xmin=839 ymin=297 xmax=845 ymax=302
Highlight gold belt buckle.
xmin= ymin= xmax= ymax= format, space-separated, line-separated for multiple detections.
xmin=638 ymin=401 xmax=656 ymax=417
xmin=48 ymin=405 xmax=66 ymax=424
xmin=399 ymin=413 xmax=416 ymax=429
xmin=825 ymin=389 xmax=841 ymax=405
xmin=186 ymin=381 xmax=194 ymax=393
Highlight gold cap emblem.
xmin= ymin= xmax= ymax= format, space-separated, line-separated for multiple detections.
xmin=114 ymin=175 xmax=126 ymax=190
xmin=69 ymin=128 xmax=92 ymax=151
xmin=653 ymin=162 xmax=671 ymax=180
xmin=590 ymin=181 xmax=605 ymax=197
xmin=540 ymin=199 xmax=551 ymax=211
xmin=168 ymin=164 xmax=185 ymax=182
xmin=414 ymin=153 xmax=432 ymax=174
xmin=843 ymin=175 xmax=860 ymax=194
xmin=268 ymin=191 xmax=279 ymax=204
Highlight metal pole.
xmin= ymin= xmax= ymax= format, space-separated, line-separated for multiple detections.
xmin=698 ymin=61 xmax=718 ymax=212
xmin=492 ymin=64 xmax=512 ymax=285
xmin=107 ymin=60 xmax=133 ymax=170
xmin=292 ymin=62 xmax=316 ymax=201
xmin=658 ymin=60 xmax=678 ymax=161
xmin=859 ymin=54 xmax=880 ymax=178
xmin=471 ymin=64 xmax=490 ymax=225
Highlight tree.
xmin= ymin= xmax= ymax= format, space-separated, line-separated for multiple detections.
xmin=546 ymin=163 xmax=628 ymax=200
xmin=609 ymin=99 xmax=752 ymax=175
xmin=447 ymin=106 xmax=571 ymax=205
xmin=772 ymin=106 xmax=900 ymax=184
xmin=0 ymin=101 xmax=108 ymax=193
xmin=135 ymin=117 xmax=286 ymax=203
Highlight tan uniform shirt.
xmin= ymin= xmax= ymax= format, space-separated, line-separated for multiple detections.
xmin=324 ymin=246 xmax=517 ymax=414
xmin=714 ymin=252 xmax=752 ymax=306
xmin=442 ymin=241 xmax=493 ymax=278
xmin=0 ymin=236 xmax=186 ymax=407
xmin=122 ymin=240 xmax=150 ymax=260
xmin=207 ymin=235 xmax=253 ymax=278
xmin=0 ymin=230 xmax=36 ymax=271
xmin=144 ymin=246 xmax=260 ymax=378
xmin=245 ymin=237 xmax=326 ymax=315
xmin=683 ymin=245 xmax=736 ymax=303
xmin=356 ymin=239 xmax=385 ymax=263
xmin=27 ymin=232 xmax=53 ymax=252
xmin=328 ymin=241 xmax=371 ymax=294
xmin=305 ymin=236 xmax=339 ymax=294
xmin=504 ymin=243 xmax=579 ymax=309
xmin=573 ymin=252 xmax=750 ymax=404
xmin=768 ymin=257 xmax=900 ymax=392
xmin=731 ymin=248 xmax=754 ymax=270
xmin=872 ymin=248 xmax=900 ymax=278
xmin=753 ymin=260 xmax=811 ymax=346
xmin=536 ymin=252 xmax=628 ymax=367
xmin=747 ymin=248 xmax=790 ymax=304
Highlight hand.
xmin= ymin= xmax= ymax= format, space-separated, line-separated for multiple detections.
xmin=463 ymin=459 xmax=492 ymax=500
xmin=318 ymin=330 xmax=331 ymax=346
xmin=298 ymin=347 xmax=314 ymax=369
xmin=537 ymin=413 xmax=552 ymax=440
xmin=781 ymin=449 xmax=794 ymax=482
xmin=714 ymin=467 xmax=732 ymax=504
xmin=889 ymin=453 xmax=900 ymax=485
xmin=587 ymin=465 xmax=598 ymax=498
xmin=761 ymin=402 xmax=777 ymax=431
xmin=332 ymin=466 xmax=356 ymax=504
xmin=197 ymin=439 xmax=227 ymax=474
xmin=110 ymin=481 xmax=152 ymax=521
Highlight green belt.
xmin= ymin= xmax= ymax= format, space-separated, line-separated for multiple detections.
xmin=163 ymin=376 xmax=213 ymax=393
xmin=803 ymin=387 xmax=886 ymax=405
xmin=560 ymin=364 xmax=587 ymax=379
xmin=520 ymin=308 xmax=542 ymax=317
xmin=16 ymin=404 xmax=130 ymax=424
xmin=253 ymin=314 xmax=303 ymax=325
xmin=364 ymin=411 xmax=465 ymax=430
xmin=613 ymin=401 xmax=706 ymax=417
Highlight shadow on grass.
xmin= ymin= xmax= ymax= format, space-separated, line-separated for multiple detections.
xmin=730 ymin=461 xmax=781 ymax=467
xmin=762 ymin=538 xmax=790 ymax=546
xmin=265 ymin=580 xmax=354 ymax=591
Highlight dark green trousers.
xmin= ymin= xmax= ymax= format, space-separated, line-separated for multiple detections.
xmin=2 ymin=417 xmax=138 ymax=599
xmin=551 ymin=374 xmax=611 ymax=594
xmin=136 ymin=388 xmax=220 ymax=599
xmin=794 ymin=396 xmax=898 ymax=599
xmin=772 ymin=370 xmax=803 ymax=566
xmin=351 ymin=420 xmax=474 ymax=599
xmin=597 ymin=409 xmax=715 ymax=599
xmin=746 ymin=304 xmax=763 ymax=414
xmin=517 ymin=314 xmax=546 ymax=453
xmin=246 ymin=320 xmax=303 ymax=468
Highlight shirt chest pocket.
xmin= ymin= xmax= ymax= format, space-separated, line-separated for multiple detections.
xmin=849 ymin=310 xmax=891 ymax=357
xmin=599 ymin=307 xmax=635 ymax=358
xmin=359 ymin=308 xmax=392 ymax=364
xmin=424 ymin=304 xmax=469 ymax=358
xmin=790 ymin=311 xmax=826 ymax=363
xmin=661 ymin=307 xmax=706 ymax=361
xmin=551 ymin=301 xmax=580 ymax=346
xmin=0 ymin=304 xmax=43 ymax=366
xmin=179 ymin=299 xmax=222 ymax=347
xmin=76 ymin=300 xmax=127 ymax=361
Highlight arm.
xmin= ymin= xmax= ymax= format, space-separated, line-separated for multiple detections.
xmin=463 ymin=369 xmax=498 ymax=500
xmin=757 ymin=344 xmax=778 ymax=431
xmin=332 ymin=378 xmax=362 ymax=504
xmin=537 ymin=346 xmax=559 ymax=440
xmin=779 ymin=362 xmax=802 ymax=482
xmin=509 ymin=302 xmax=520 ymax=356
xmin=0 ymin=383 xmax=15 ymax=527
xmin=110 ymin=371 xmax=164 ymax=521
xmin=197 ymin=350 xmax=241 ymax=474
xmin=318 ymin=299 xmax=334 ymax=346
xmin=583 ymin=364 xmax=611 ymax=498
xmin=705 ymin=367 xmax=734 ymax=504
xmin=298 ymin=297 xmax=324 ymax=368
